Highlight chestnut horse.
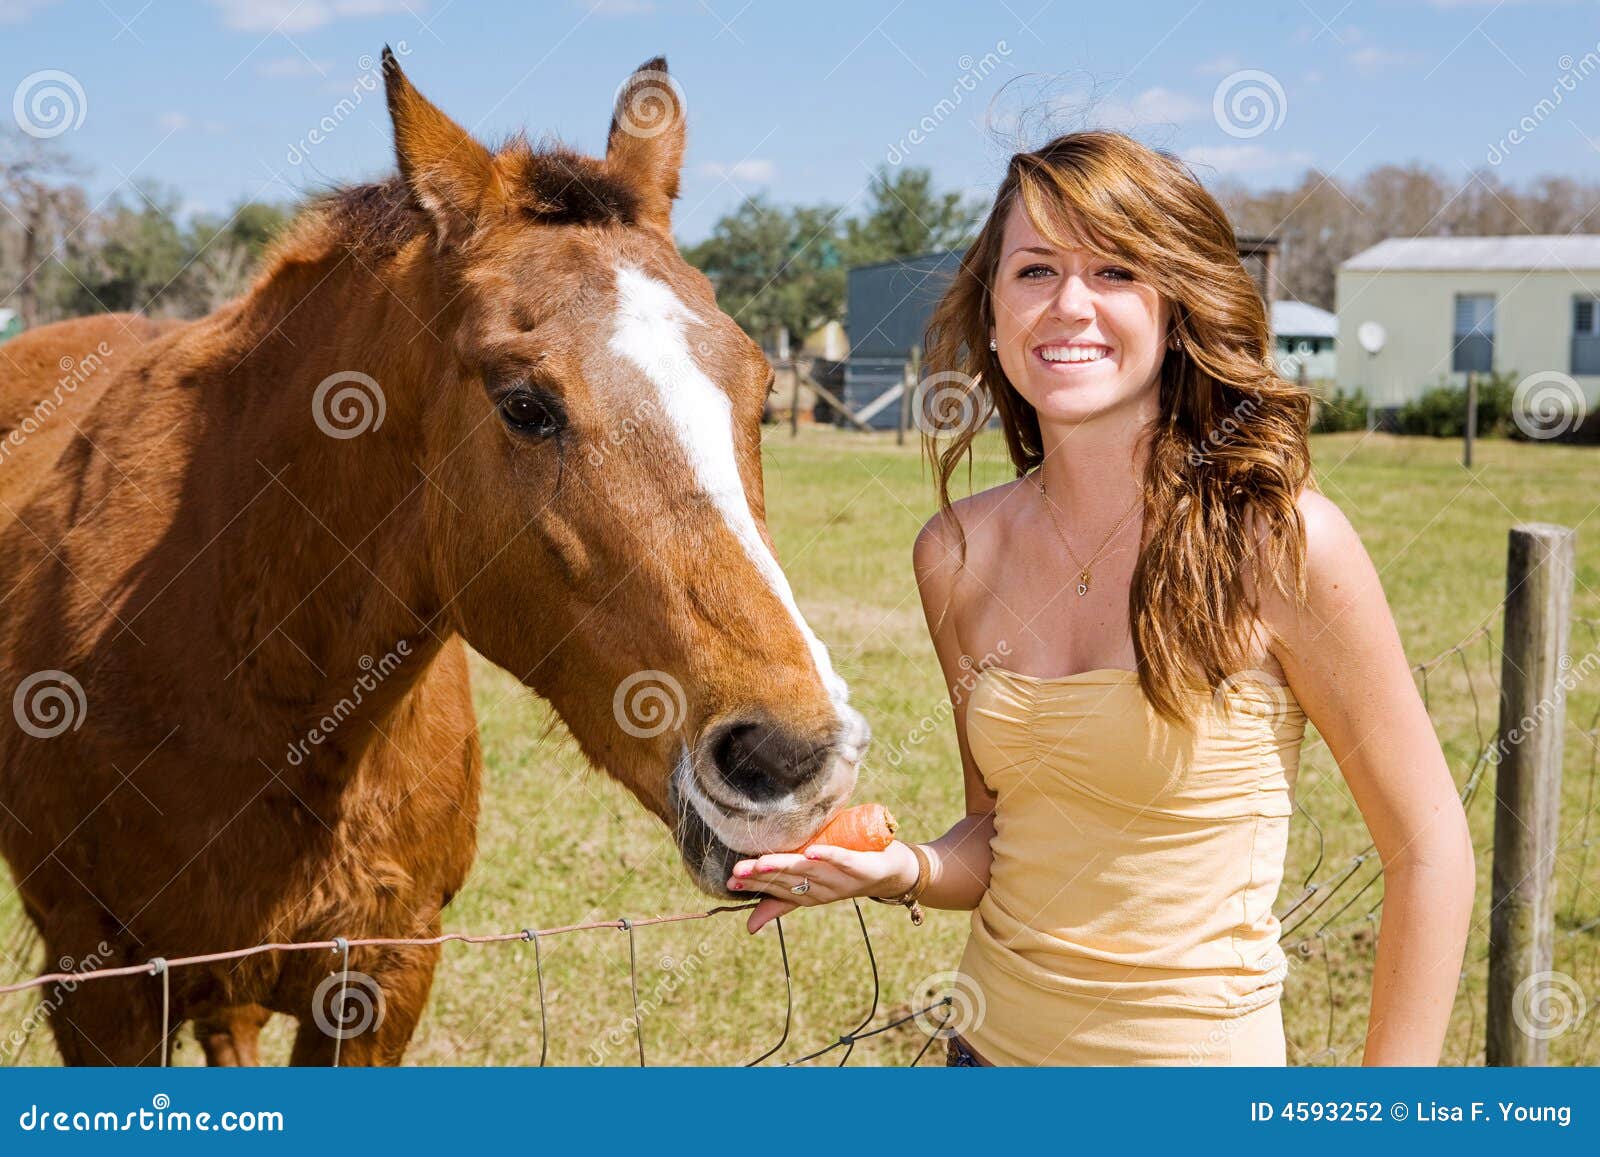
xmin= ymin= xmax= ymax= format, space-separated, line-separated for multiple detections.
xmin=0 ymin=52 xmax=867 ymax=1065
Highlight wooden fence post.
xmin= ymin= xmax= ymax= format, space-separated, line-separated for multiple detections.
xmin=1486 ymin=522 xmax=1576 ymax=1066
xmin=898 ymin=345 xmax=921 ymax=447
xmin=1464 ymin=371 xmax=1479 ymax=468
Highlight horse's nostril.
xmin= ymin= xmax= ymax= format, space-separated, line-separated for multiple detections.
xmin=710 ymin=719 xmax=829 ymax=802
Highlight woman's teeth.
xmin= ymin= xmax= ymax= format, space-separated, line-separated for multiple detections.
xmin=1039 ymin=345 xmax=1110 ymax=364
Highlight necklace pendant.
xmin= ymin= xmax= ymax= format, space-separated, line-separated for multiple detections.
xmin=1076 ymin=571 xmax=1091 ymax=597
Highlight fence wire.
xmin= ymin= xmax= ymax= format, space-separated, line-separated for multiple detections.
xmin=3 ymin=607 xmax=1595 ymax=1066
xmin=0 ymin=898 xmax=953 ymax=1068
xmin=1278 ymin=615 xmax=1600 ymax=1066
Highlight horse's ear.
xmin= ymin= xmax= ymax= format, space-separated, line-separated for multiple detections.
xmin=382 ymin=46 xmax=501 ymax=246
xmin=605 ymin=57 xmax=686 ymax=232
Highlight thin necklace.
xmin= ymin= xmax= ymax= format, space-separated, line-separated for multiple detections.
xmin=1033 ymin=469 xmax=1142 ymax=598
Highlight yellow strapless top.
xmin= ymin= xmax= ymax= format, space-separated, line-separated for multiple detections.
xmin=955 ymin=665 xmax=1307 ymax=1066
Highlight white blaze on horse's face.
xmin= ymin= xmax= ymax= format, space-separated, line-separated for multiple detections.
xmin=607 ymin=264 xmax=868 ymax=858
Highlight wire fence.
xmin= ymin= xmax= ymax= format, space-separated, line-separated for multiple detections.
xmin=0 ymin=898 xmax=953 ymax=1068
xmin=1276 ymin=613 xmax=1600 ymax=1066
xmin=10 ymin=614 xmax=1590 ymax=1068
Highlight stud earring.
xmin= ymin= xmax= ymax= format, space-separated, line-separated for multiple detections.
xmin=1168 ymin=334 xmax=1183 ymax=352
xmin=988 ymin=337 xmax=998 ymax=352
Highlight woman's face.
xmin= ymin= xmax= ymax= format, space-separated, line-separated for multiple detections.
xmin=989 ymin=203 xmax=1170 ymax=425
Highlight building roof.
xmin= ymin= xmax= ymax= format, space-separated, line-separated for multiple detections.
xmin=1270 ymin=300 xmax=1337 ymax=338
xmin=1342 ymin=235 xmax=1600 ymax=272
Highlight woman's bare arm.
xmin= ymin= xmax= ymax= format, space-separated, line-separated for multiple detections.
xmin=899 ymin=505 xmax=999 ymax=912
xmin=1261 ymin=491 xmax=1475 ymax=1065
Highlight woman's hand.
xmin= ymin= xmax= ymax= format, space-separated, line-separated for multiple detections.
xmin=727 ymin=840 xmax=921 ymax=934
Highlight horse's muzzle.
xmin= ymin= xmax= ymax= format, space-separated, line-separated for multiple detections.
xmin=669 ymin=705 xmax=869 ymax=895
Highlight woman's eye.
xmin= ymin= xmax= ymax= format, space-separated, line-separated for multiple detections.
xmin=1018 ymin=263 xmax=1054 ymax=280
xmin=1100 ymin=266 xmax=1135 ymax=282
xmin=498 ymin=390 xmax=564 ymax=437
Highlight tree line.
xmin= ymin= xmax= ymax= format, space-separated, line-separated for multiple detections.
xmin=3 ymin=128 xmax=1595 ymax=341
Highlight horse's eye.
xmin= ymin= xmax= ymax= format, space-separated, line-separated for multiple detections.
xmin=498 ymin=390 xmax=564 ymax=438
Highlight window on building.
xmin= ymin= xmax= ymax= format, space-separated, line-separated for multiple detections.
xmin=1574 ymin=295 xmax=1600 ymax=376
xmin=1452 ymin=294 xmax=1495 ymax=374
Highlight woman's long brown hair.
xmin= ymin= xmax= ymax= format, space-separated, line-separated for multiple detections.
xmin=923 ymin=131 xmax=1314 ymax=724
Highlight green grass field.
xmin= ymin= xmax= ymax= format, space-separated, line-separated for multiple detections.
xmin=4 ymin=428 xmax=1598 ymax=1066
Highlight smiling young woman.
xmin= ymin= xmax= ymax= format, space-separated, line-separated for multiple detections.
xmin=728 ymin=131 xmax=1474 ymax=1068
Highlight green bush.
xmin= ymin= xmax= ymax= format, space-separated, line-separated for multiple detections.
xmin=1311 ymin=386 xmax=1370 ymax=433
xmin=1395 ymin=372 xmax=1519 ymax=438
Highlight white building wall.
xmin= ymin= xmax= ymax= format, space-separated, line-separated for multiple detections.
xmin=1335 ymin=267 xmax=1600 ymax=408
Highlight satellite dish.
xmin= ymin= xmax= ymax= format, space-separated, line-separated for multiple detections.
xmin=1357 ymin=321 xmax=1386 ymax=355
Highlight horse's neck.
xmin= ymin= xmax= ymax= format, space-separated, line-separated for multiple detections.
xmin=200 ymin=243 xmax=455 ymax=739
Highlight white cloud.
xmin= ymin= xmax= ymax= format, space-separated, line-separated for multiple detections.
xmin=156 ymin=112 xmax=224 ymax=135
xmin=1094 ymin=86 xmax=1208 ymax=130
xmin=699 ymin=160 xmax=776 ymax=184
xmin=1347 ymin=44 xmax=1418 ymax=74
xmin=1183 ymin=143 xmax=1315 ymax=175
xmin=0 ymin=0 xmax=57 ymax=22
xmin=257 ymin=56 xmax=335 ymax=77
xmin=207 ymin=0 xmax=419 ymax=33
xmin=1193 ymin=55 xmax=1241 ymax=78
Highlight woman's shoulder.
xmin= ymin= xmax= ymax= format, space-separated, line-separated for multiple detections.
xmin=912 ymin=475 xmax=1032 ymax=579
xmin=1252 ymin=487 xmax=1373 ymax=629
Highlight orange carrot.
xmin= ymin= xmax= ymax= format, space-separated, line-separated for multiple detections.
xmin=789 ymin=802 xmax=898 ymax=853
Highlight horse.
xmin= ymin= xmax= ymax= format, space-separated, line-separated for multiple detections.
xmin=0 ymin=51 xmax=868 ymax=1065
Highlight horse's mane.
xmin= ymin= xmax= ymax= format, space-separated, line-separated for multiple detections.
xmin=266 ymin=135 xmax=642 ymax=269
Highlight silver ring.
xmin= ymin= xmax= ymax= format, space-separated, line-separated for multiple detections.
xmin=789 ymin=880 xmax=811 ymax=895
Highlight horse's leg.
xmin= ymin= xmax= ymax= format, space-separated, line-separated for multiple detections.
xmin=288 ymin=943 xmax=439 ymax=1066
xmin=194 ymin=1004 xmax=272 ymax=1066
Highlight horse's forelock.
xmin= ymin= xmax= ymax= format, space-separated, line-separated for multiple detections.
xmin=280 ymin=142 xmax=643 ymax=272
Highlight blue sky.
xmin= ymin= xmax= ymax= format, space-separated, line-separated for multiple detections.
xmin=3 ymin=0 xmax=1597 ymax=243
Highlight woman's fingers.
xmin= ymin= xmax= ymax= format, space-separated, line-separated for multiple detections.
xmin=730 ymin=852 xmax=809 ymax=880
xmin=798 ymin=843 xmax=867 ymax=874
xmin=731 ymin=862 xmax=849 ymax=900
xmin=747 ymin=896 xmax=794 ymax=935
